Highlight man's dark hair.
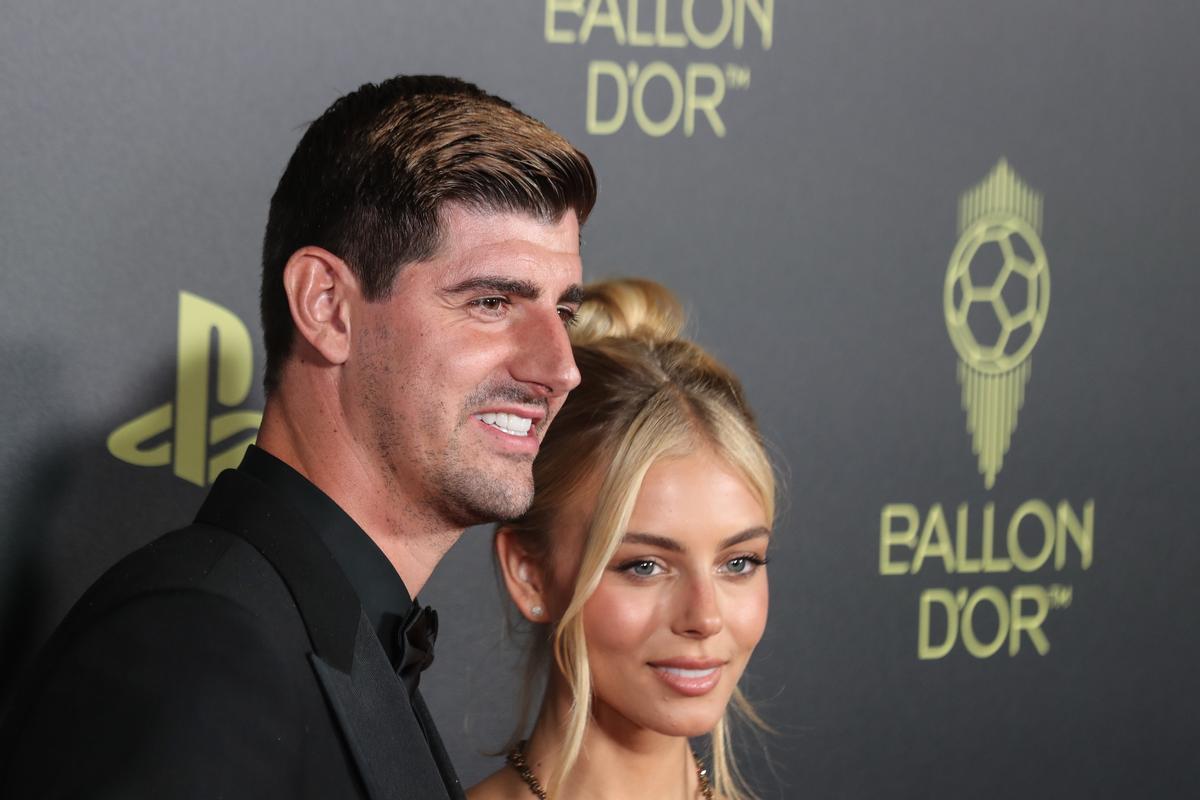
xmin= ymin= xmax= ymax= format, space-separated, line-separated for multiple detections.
xmin=260 ymin=75 xmax=598 ymax=393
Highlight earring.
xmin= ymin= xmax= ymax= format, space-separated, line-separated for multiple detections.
xmin=530 ymin=605 xmax=544 ymax=618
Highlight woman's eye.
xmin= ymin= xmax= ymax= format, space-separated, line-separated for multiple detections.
xmin=619 ymin=559 xmax=663 ymax=578
xmin=631 ymin=560 xmax=657 ymax=577
xmin=722 ymin=554 xmax=768 ymax=576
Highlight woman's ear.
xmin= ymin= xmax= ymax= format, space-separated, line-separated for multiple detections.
xmin=496 ymin=527 xmax=549 ymax=624
xmin=281 ymin=246 xmax=358 ymax=366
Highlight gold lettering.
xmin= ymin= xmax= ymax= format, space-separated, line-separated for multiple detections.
xmin=684 ymin=62 xmax=726 ymax=136
xmin=587 ymin=60 xmax=628 ymax=134
xmin=981 ymin=502 xmax=1012 ymax=572
xmin=655 ymin=0 xmax=687 ymax=47
xmin=581 ymin=0 xmax=626 ymax=44
xmin=879 ymin=504 xmax=918 ymax=575
xmin=918 ymin=588 xmax=957 ymax=659
xmin=961 ymin=586 xmax=1008 ymax=658
xmin=631 ymin=61 xmax=683 ymax=136
xmin=954 ymin=503 xmax=981 ymax=574
xmin=1009 ymin=585 xmax=1051 ymax=656
xmin=682 ymin=0 xmax=733 ymax=49
xmin=912 ymin=504 xmax=955 ymax=574
xmin=733 ymin=0 xmax=773 ymax=49
xmin=625 ymin=0 xmax=654 ymax=45
xmin=545 ymin=0 xmax=584 ymax=44
xmin=545 ymin=1 xmax=774 ymax=51
xmin=1056 ymin=499 xmax=1094 ymax=570
xmin=1007 ymin=499 xmax=1055 ymax=572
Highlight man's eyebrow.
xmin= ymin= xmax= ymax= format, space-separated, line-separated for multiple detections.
xmin=442 ymin=278 xmax=584 ymax=307
xmin=442 ymin=276 xmax=539 ymax=299
xmin=559 ymin=284 xmax=585 ymax=306
xmin=620 ymin=527 xmax=771 ymax=553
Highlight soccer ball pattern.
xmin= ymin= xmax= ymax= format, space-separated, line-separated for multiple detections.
xmin=943 ymin=215 xmax=1049 ymax=374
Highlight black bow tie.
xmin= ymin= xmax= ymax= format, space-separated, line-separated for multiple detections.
xmin=395 ymin=603 xmax=438 ymax=696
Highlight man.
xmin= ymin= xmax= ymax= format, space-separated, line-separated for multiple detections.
xmin=0 ymin=75 xmax=596 ymax=799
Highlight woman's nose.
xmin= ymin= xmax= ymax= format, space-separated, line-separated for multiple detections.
xmin=673 ymin=575 xmax=723 ymax=639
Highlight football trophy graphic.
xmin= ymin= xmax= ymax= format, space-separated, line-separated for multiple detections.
xmin=944 ymin=160 xmax=1050 ymax=488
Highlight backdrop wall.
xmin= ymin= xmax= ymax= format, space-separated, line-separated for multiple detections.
xmin=2 ymin=2 xmax=1197 ymax=797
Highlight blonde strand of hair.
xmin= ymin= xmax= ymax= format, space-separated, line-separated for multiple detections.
xmin=548 ymin=616 xmax=591 ymax=798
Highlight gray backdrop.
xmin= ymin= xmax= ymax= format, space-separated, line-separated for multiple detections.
xmin=2 ymin=2 xmax=1198 ymax=797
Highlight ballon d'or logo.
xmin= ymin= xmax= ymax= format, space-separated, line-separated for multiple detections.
xmin=944 ymin=160 xmax=1050 ymax=488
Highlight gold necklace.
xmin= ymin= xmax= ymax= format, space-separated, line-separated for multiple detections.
xmin=506 ymin=740 xmax=713 ymax=800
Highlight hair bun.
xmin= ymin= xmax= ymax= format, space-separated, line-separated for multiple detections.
xmin=570 ymin=278 xmax=685 ymax=346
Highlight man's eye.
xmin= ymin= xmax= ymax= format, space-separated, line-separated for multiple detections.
xmin=469 ymin=297 xmax=508 ymax=317
xmin=558 ymin=306 xmax=579 ymax=327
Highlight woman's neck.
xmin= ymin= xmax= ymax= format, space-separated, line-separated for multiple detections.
xmin=519 ymin=680 xmax=706 ymax=800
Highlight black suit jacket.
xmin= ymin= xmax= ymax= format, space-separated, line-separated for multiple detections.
xmin=0 ymin=468 xmax=465 ymax=800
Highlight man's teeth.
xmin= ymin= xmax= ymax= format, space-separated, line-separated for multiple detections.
xmin=658 ymin=666 xmax=719 ymax=679
xmin=477 ymin=412 xmax=533 ymax=437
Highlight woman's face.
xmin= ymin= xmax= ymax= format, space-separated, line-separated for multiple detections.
xmin=553 ymin=447 xmax=771 ymax=739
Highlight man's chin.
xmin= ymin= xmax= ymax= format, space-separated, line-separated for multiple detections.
xmin=437 ymin=469 xmax=535 ymax=527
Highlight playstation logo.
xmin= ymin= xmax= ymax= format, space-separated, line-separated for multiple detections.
xmin=107 ymin=291 xmax=263 ymax=486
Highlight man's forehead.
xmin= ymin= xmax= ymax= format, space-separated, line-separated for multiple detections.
xmin=436 ymin=202 xmax=580 ymax=251
xmin=428 ymin=208 xmax=581 ymax=282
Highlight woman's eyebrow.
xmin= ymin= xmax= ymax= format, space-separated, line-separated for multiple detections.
xmin=621 ymin=532 xmax=683 ymax=552
xmin=718 ymin=526 xmax=771 ymax=549
xmin=620 ymin=527 xmax=771 ymax=553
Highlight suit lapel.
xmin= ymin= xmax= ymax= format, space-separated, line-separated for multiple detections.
xmin=412 ymin=691 xmax=466 ymax=800
xmin=195 ymin=469 xmax=456 ymax=800
xmin=195 ymin=470 xmax=359 ymax=671
xmin=310 ymin=615 xmax=451 ymax=800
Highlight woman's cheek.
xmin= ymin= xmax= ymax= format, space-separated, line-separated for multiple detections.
xmin=728 ymin=580 xmax=770 ymax=651
xmin=582 ymin=579 xmax=663 ymax=653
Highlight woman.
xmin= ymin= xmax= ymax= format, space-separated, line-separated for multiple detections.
xmin=469 ymin=279 xmax=775 ymax=800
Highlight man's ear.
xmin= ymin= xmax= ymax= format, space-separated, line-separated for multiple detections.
xmin=281 ymin=246 xmax=358 ymax=367
xmin=496 ymin=527 xmax=550 ymax=624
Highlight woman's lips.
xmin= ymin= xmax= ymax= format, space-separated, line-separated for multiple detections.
xmin=648 ymin=661 xmax=725 ymax=696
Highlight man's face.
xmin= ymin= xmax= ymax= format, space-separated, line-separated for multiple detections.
xmin=348 ymin=203 xmax=583 ymax=527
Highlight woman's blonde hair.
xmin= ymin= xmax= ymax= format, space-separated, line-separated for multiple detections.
xmin=502 ymin=278 xmax=776 ymax=799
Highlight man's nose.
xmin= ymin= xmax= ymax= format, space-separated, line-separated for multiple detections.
xmin=673 ymin=575 xmax=724 ymax=639
xmin=511 ymin=306 xmax=581 ymax=397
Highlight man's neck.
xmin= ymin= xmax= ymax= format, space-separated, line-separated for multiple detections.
xmin=255 ymin=392 xmax=463 ymax=596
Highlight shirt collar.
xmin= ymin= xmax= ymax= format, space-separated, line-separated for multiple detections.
xmin=238 ymin=445 xmax=414 ymax=670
